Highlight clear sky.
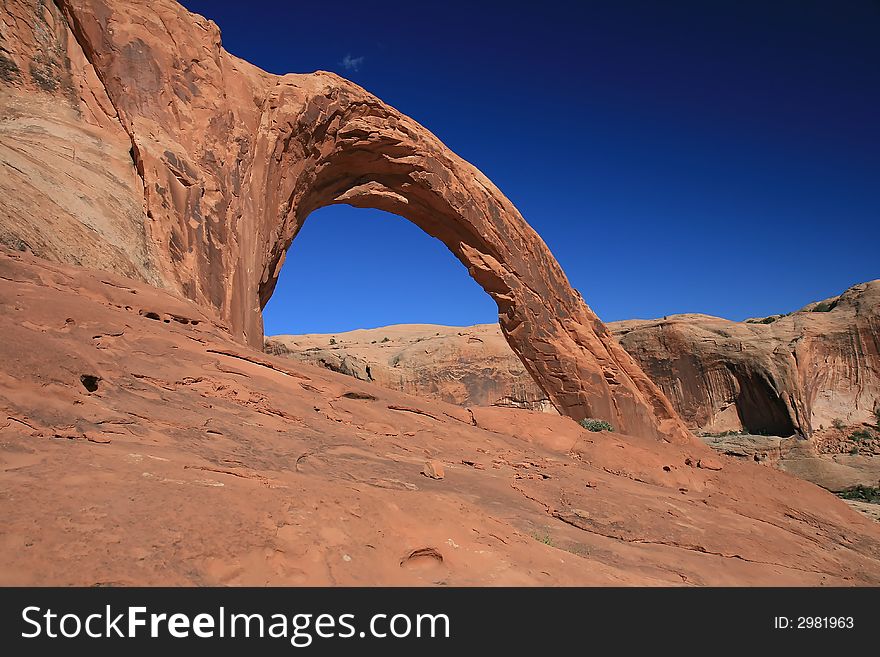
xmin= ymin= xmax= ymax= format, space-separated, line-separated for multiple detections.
xmin=181 ymin=0 xmax=880 ymax=335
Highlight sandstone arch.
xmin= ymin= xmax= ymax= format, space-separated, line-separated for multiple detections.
xmin=50 ymin=0 xmax=690 ymax=442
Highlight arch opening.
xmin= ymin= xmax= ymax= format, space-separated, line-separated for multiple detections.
xmin=261 ymin=204 xmax=497 ymax=336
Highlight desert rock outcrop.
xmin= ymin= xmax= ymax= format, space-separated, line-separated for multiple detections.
xmin=268 ymin=281 xmax=880 ymax=441
xmin=2 ymin=0 xmax=878 ymax=585
xmin=611 ymin=281 xmax=880 ymax=439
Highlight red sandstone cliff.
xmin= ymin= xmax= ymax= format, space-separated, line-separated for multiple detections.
xmin=611 ymin=281 xmax=880 ymax=439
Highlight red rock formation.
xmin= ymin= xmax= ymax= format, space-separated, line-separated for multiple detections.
xmin=294 ymin=281 xmax=875 ymax=444
xmin=2 ymin=0 xmax=878 ymax=589
xmin=265 ymin=324 xmax=555 ymax=413
xmin=0 ymin=0 xmax=690 ymax=442
xmin=1 ymin=248 xmax=879 ymax=585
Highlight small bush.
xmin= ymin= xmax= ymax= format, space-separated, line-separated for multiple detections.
xmin=837 ymin=485 xmax=880 ymax=504
xmin=531 ymin=532 xmax=554 ymax=546
xmin=329 ymin=338 xmax=336 ymax=345
xmin=832 ymin=418 xmax=846 ymax=430
xmin=381 ymin=337 xmax=390 ymax=343
xmin=746 ymin=314 xmax=788 ymax=325
xmin=849 ymin=429 xmax=875 ymax=442
xmin=579 ymin=418 xmax=614 ymax=432
xmin=812 ymin=300 xmax=837 ymax=313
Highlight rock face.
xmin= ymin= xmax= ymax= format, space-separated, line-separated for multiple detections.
xmin=0 ymin=0 xmax=689 ymax=442
xmin=611 ymin=281 xmax=880 ymax=439
xmin=2 ymin=248 xmax=880 ymax=585
xmin=266 ymin=324 xmax=555 ymax=413
xmin=0 ymin=0 xmax=160 ymax=284
xmin=699 ymin=433 xmax=879 ymax=494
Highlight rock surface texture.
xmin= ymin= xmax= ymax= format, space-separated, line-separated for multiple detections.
xmin=266 ymin=324 xmax=555 ymax=413
xmin=0 ymin=0 xmax=689 ymax=442
xmin=0 ymin=0 xmax=160 ymax=284
xmin=1 ymin=249 xmax=879 ymax=585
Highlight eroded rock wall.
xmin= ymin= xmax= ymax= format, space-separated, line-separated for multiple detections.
xmin=0 ymin=0 xmax=159 ymax=284
xmin=611 ymin=281 xmax=880 ymax=438
xmin=268 ymin=281 xmax=880 ymax=443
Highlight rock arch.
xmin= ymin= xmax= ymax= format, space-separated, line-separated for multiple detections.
xmin=56 ymin=0 xmax=691 ymax=442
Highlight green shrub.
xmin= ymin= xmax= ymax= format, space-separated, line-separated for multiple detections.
xmin=837 ymin=485 xmax=880 ymax=504
xmin=579 ymin=418 xmax=614 ymax=432
xmin=832 ymin=418 xmax=846 ymax=430
xmin=381 ymin=337 xmax=390 ymax=343
xmin=746 ymin=314 xmax=787 ymax=325
xmin=812 ymin=300 xmax=837 ymax=313
xmin=329 ymin=338 xmax=336 ymax=345
xmin=849 ymin=429 xmax=875 ymax=442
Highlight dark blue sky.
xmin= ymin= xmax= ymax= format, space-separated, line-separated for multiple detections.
xmin=181 ymin=0 xmax=880 ymax=335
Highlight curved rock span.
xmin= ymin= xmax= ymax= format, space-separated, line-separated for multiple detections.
xmin=0 ymin=0 xmax=689 ymax=442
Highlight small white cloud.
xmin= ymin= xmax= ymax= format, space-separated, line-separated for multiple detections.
xmin=340 ymin=54 xmax=365 ymax=72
